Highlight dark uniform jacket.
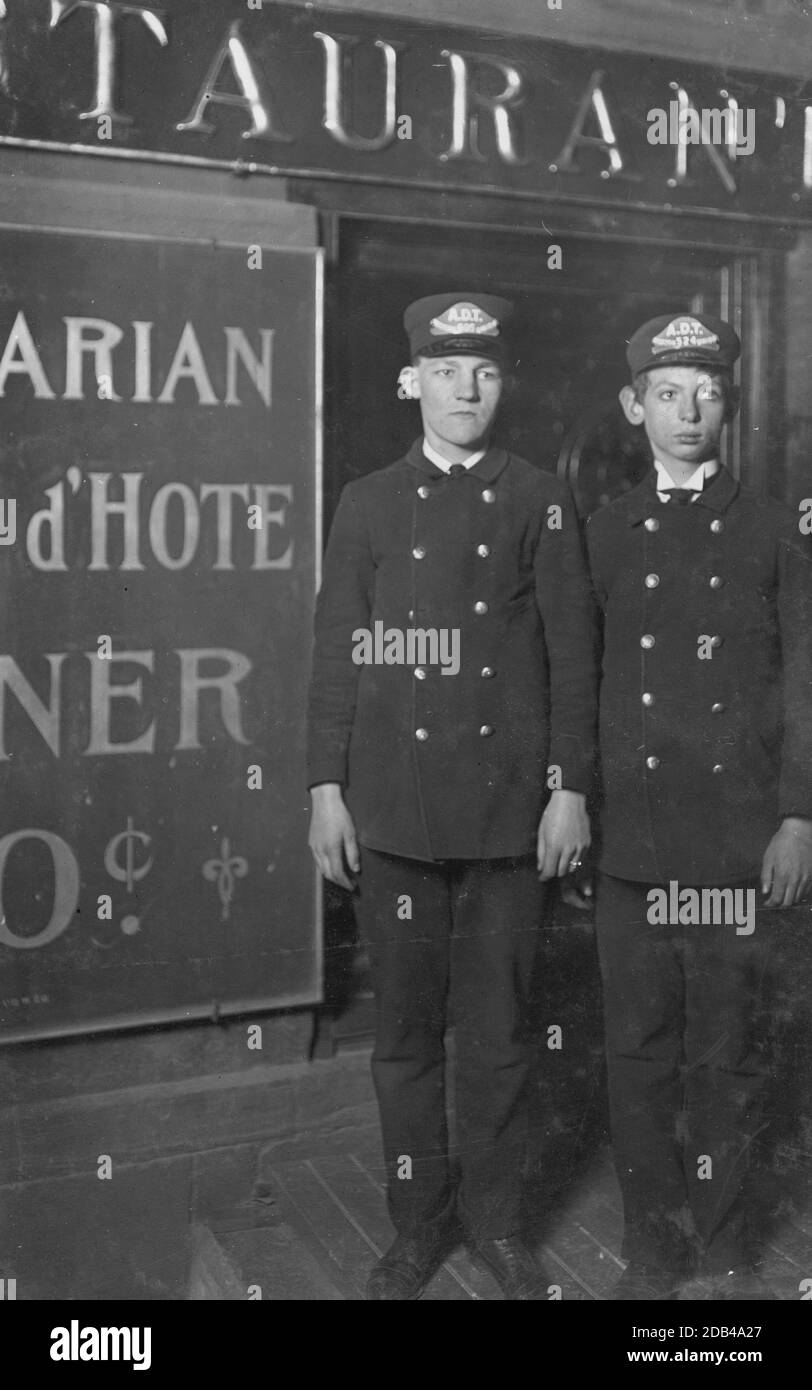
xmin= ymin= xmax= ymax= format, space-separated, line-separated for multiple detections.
xmin=586 ymin=466 xmax=812 ymax=885
xmin=307 ymin=438 xmax=598 ymax=862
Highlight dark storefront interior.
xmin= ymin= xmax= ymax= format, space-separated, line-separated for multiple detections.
xmin=316 ymin=204 xmax=797 ymax=1042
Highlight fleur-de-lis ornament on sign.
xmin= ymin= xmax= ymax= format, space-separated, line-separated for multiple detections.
xmin=203 ymin=838 xmax=248 ymax=922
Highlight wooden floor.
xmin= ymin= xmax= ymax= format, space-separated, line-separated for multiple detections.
xmin=203 ymin=1143 xmax=812 ymax=1301
xmin=198 ymin=907 xmax=812 ymax=1300
xmin=243 ymin=909 xmax=812 ymax=1300
xmin=261 ymin=1150 xmax=619 ymax=1299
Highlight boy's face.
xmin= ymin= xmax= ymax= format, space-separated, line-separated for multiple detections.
xmin=415 ymin=354 xmax=504 ymax=455
xmin=620 ymin=365 xmax=730 ymax=471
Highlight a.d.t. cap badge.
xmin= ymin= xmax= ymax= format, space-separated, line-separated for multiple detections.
xmin=430 ymin=302 xmax=500 ymax=337
xmin=404 ymin=292 xmax=514 ymax=362
xmin=651 ymin=316 xmax=719 ymax=354
xmin=627 ymin=312 xmax=741 ymax=377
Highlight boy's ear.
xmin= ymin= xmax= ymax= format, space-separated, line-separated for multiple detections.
xmin=724 ymin=384 xmax=741 ymax=423
xmin=619 ymin=384 xmax=644 ymax=426
xmin=397 ymin=365 xmax=421 ymax=400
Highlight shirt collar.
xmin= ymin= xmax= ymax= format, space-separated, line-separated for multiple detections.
xmin=422 ymin=439 xmax=486 ymax=473
xmin=623 ymin=465 xmax=739 ymax=525
xmin=654 ymin=458 xmax=720 ymax=497
xmin=406 ymin=437 xmax=510 ymax=485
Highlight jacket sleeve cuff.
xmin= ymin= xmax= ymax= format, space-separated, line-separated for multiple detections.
xmin=306 ymin=753 xmax=348 ymax=790
xmin=548 ymin=736 xmax=594 ymax=798
xmin=778 ymin=770 xmax=812 ymax=824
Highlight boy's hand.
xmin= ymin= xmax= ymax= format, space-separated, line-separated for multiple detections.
xmin=309 ymin=783 xmax=360 ymax=891
xmin=761 ymin=817 xmax=812 ymax=908
xmin=538 ymin=789 xmax=591 ymax=880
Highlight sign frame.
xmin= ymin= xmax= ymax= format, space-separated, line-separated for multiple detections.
xmin=0 ymin=218 xmax=325 ymax=1045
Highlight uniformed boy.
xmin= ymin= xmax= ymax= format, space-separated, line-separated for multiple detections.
xmin=586 ymin=313 xmax=812 ymax=1300
xmin=306 ymin=293 xmax=597 ymax=1300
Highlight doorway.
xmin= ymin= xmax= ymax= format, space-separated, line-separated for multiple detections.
xmin=315 ymin=211 xmax=765 ymax=1052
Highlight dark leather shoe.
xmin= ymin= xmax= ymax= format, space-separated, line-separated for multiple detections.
xmin=472 ymin=1237 xmax=546 ymax=1300
xmin=611 ymin=1263 xmax=682 ymax=1300
xmin=366 ymin=1231 xmax=447 ymax=1301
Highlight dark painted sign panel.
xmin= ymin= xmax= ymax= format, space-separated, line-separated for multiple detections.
xmin=0 ymin=227 xmax=322 ymax=1042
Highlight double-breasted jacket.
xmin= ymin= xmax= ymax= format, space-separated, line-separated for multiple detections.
xmin=307 ymin=439 xmax=598 ymax=862
xmin=586 ymin=466 xmax=812 ymax=884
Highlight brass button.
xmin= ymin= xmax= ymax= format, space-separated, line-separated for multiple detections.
xmin=480 ymin=724 xmax=494 ymax=737
xmin=415 ymin=728 xmax=429 ymax=742
xmin=711 ymin=701 xmax=725 ymax=714
xmin=710 ymin=519 xmax=724 ymax=534
xmin=641 ymin=634 xmax=655 ymax=650
xmin=646 ymin=755 xmax=660 ymax=770
xmin=477 ymin=544 xmax=491 ymax=558
xmin=474 ymin=601 xmax=489 ymax=615
xmin=481 ymin=666 xmax=496 ymax=679
xmin=644 ymin=517 xmax=660 ymax=532
xmin=642 ymin=692 xmax=655 ymax=707
xmin=645 ymin=573 xmax=660 ymax=589
xmin=709 ymin=575 xmax=724 ymax=589
xmin=481 ymin=488 xmax=496 ymax=503
xmin=712 ymin=763 xmax=724 ymax=774
xmin=710 ymin=635 xmax=723 ymax=648
xmin=412 ymin=545 xmax=426 ymax=560
xmin=414 ymin=668 xmax=426 ymax=681
xmin=417 ymin=485 xmax=430 ymax=499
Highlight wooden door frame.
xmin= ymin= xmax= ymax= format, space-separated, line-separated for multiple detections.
xmin=303 ymin=184 xmax=797 ymax=1047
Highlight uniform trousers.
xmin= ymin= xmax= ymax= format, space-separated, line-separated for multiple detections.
xmin=595 ymin=872 xmax=775 ymax=1275
xmin=353 ymin=847 xmax=547 ymax=1241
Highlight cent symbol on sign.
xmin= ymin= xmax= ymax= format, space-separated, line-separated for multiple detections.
xmin=104 ymin=817 xmax=153 ymax=894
